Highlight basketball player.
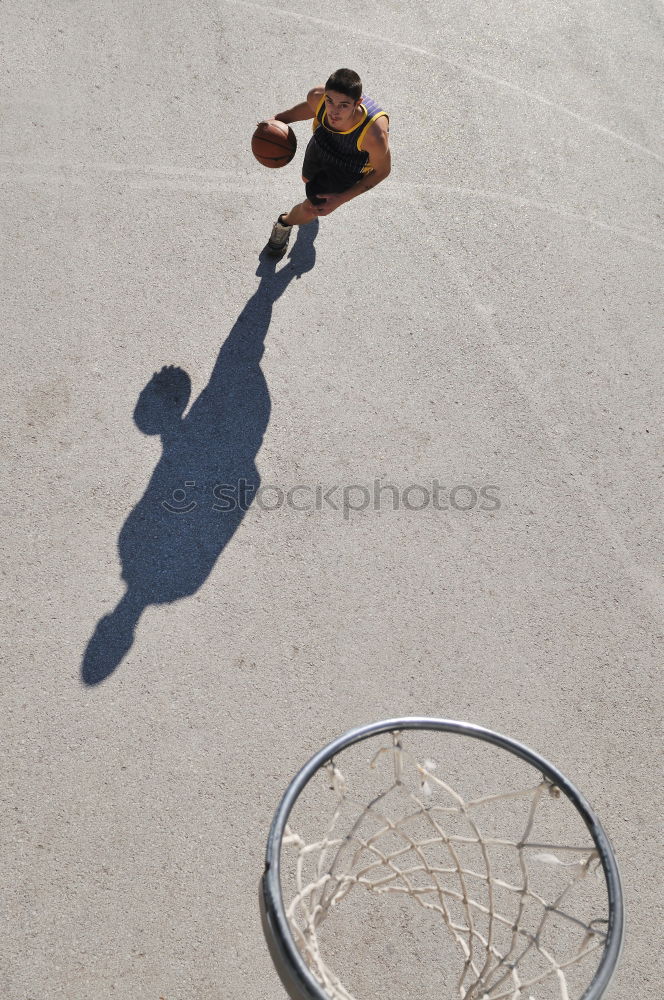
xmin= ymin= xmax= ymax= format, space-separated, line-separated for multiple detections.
xmin=259 ymin=69 xmax=390 ymax=257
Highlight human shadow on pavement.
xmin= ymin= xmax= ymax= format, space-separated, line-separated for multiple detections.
xmin=82 ymin=222 xmax=318 ymax=685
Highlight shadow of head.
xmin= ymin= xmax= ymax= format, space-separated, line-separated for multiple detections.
xmin=134 ymin=365 xmax=191 ymax=436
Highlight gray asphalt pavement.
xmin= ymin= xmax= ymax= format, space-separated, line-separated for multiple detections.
xmin=2 ymin=2 xmax=662 ymax=998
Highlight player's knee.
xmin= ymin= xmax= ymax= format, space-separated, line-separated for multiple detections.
xmin=302 ymin=200 xmax=317 ymax=219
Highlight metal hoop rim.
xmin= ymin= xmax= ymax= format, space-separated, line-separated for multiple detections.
xmin=261 ymin=717 xmax=624 ymax=1000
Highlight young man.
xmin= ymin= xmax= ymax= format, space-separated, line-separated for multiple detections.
xmin=259 ymin=69 xmax=391 ymax=257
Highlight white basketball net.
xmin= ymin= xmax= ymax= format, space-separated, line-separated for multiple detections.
xmin=281 ymin=736 xmax=609 ymax=1000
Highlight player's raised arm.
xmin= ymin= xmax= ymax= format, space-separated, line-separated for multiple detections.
xmin=259 ymin=87 xmax=323 ymax=128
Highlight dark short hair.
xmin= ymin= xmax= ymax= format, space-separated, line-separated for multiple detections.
xmin=325 ymin=68 xmax=362 ymax=101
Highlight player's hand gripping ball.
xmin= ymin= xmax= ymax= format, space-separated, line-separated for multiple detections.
xmin=252 ymin=120 xmax=297 ymax=168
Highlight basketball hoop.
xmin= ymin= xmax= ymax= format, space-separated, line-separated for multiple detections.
xmin=261 ymin=719 xmax=623 ymax=1000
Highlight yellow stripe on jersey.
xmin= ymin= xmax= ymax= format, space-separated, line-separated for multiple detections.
xmin=312 ymin=94 xmax=326 ymax=132
xmin=357 ymin=111 xmax=389 ymax=152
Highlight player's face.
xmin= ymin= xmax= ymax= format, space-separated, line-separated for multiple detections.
xmin=324 ymin=90 xmax=361 ymax=129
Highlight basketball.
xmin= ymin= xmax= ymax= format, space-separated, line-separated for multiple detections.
xmin=252 ymin=121 xmax=297 ymax=168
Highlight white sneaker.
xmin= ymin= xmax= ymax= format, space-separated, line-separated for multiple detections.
xmin=266 ymin=216 xmax=292 ymax=258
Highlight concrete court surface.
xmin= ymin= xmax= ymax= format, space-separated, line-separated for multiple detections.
xmin=1 ymin=1 xmax=662 ymax=997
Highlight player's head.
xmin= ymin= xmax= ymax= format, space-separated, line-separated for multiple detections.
xmin=324 ymin=69 xmax=363 ymax=128
xmin=325 ymin=69 xmax=362 ymax=101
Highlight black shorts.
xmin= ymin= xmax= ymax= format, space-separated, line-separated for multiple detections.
xmin=302 ymin=138 xmax=361 ymax=206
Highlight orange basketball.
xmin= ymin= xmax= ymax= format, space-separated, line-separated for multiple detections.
xmin=252 ymin=121 xmax=297 ymax=168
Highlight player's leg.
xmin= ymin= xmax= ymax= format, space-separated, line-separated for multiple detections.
xmin=282 ymin=200 xmax=318 ymax=226
xmin=265 ymin=187 xmax=317 ymax=258
xmin=265 ymin=137 xmax=325 ymax=257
